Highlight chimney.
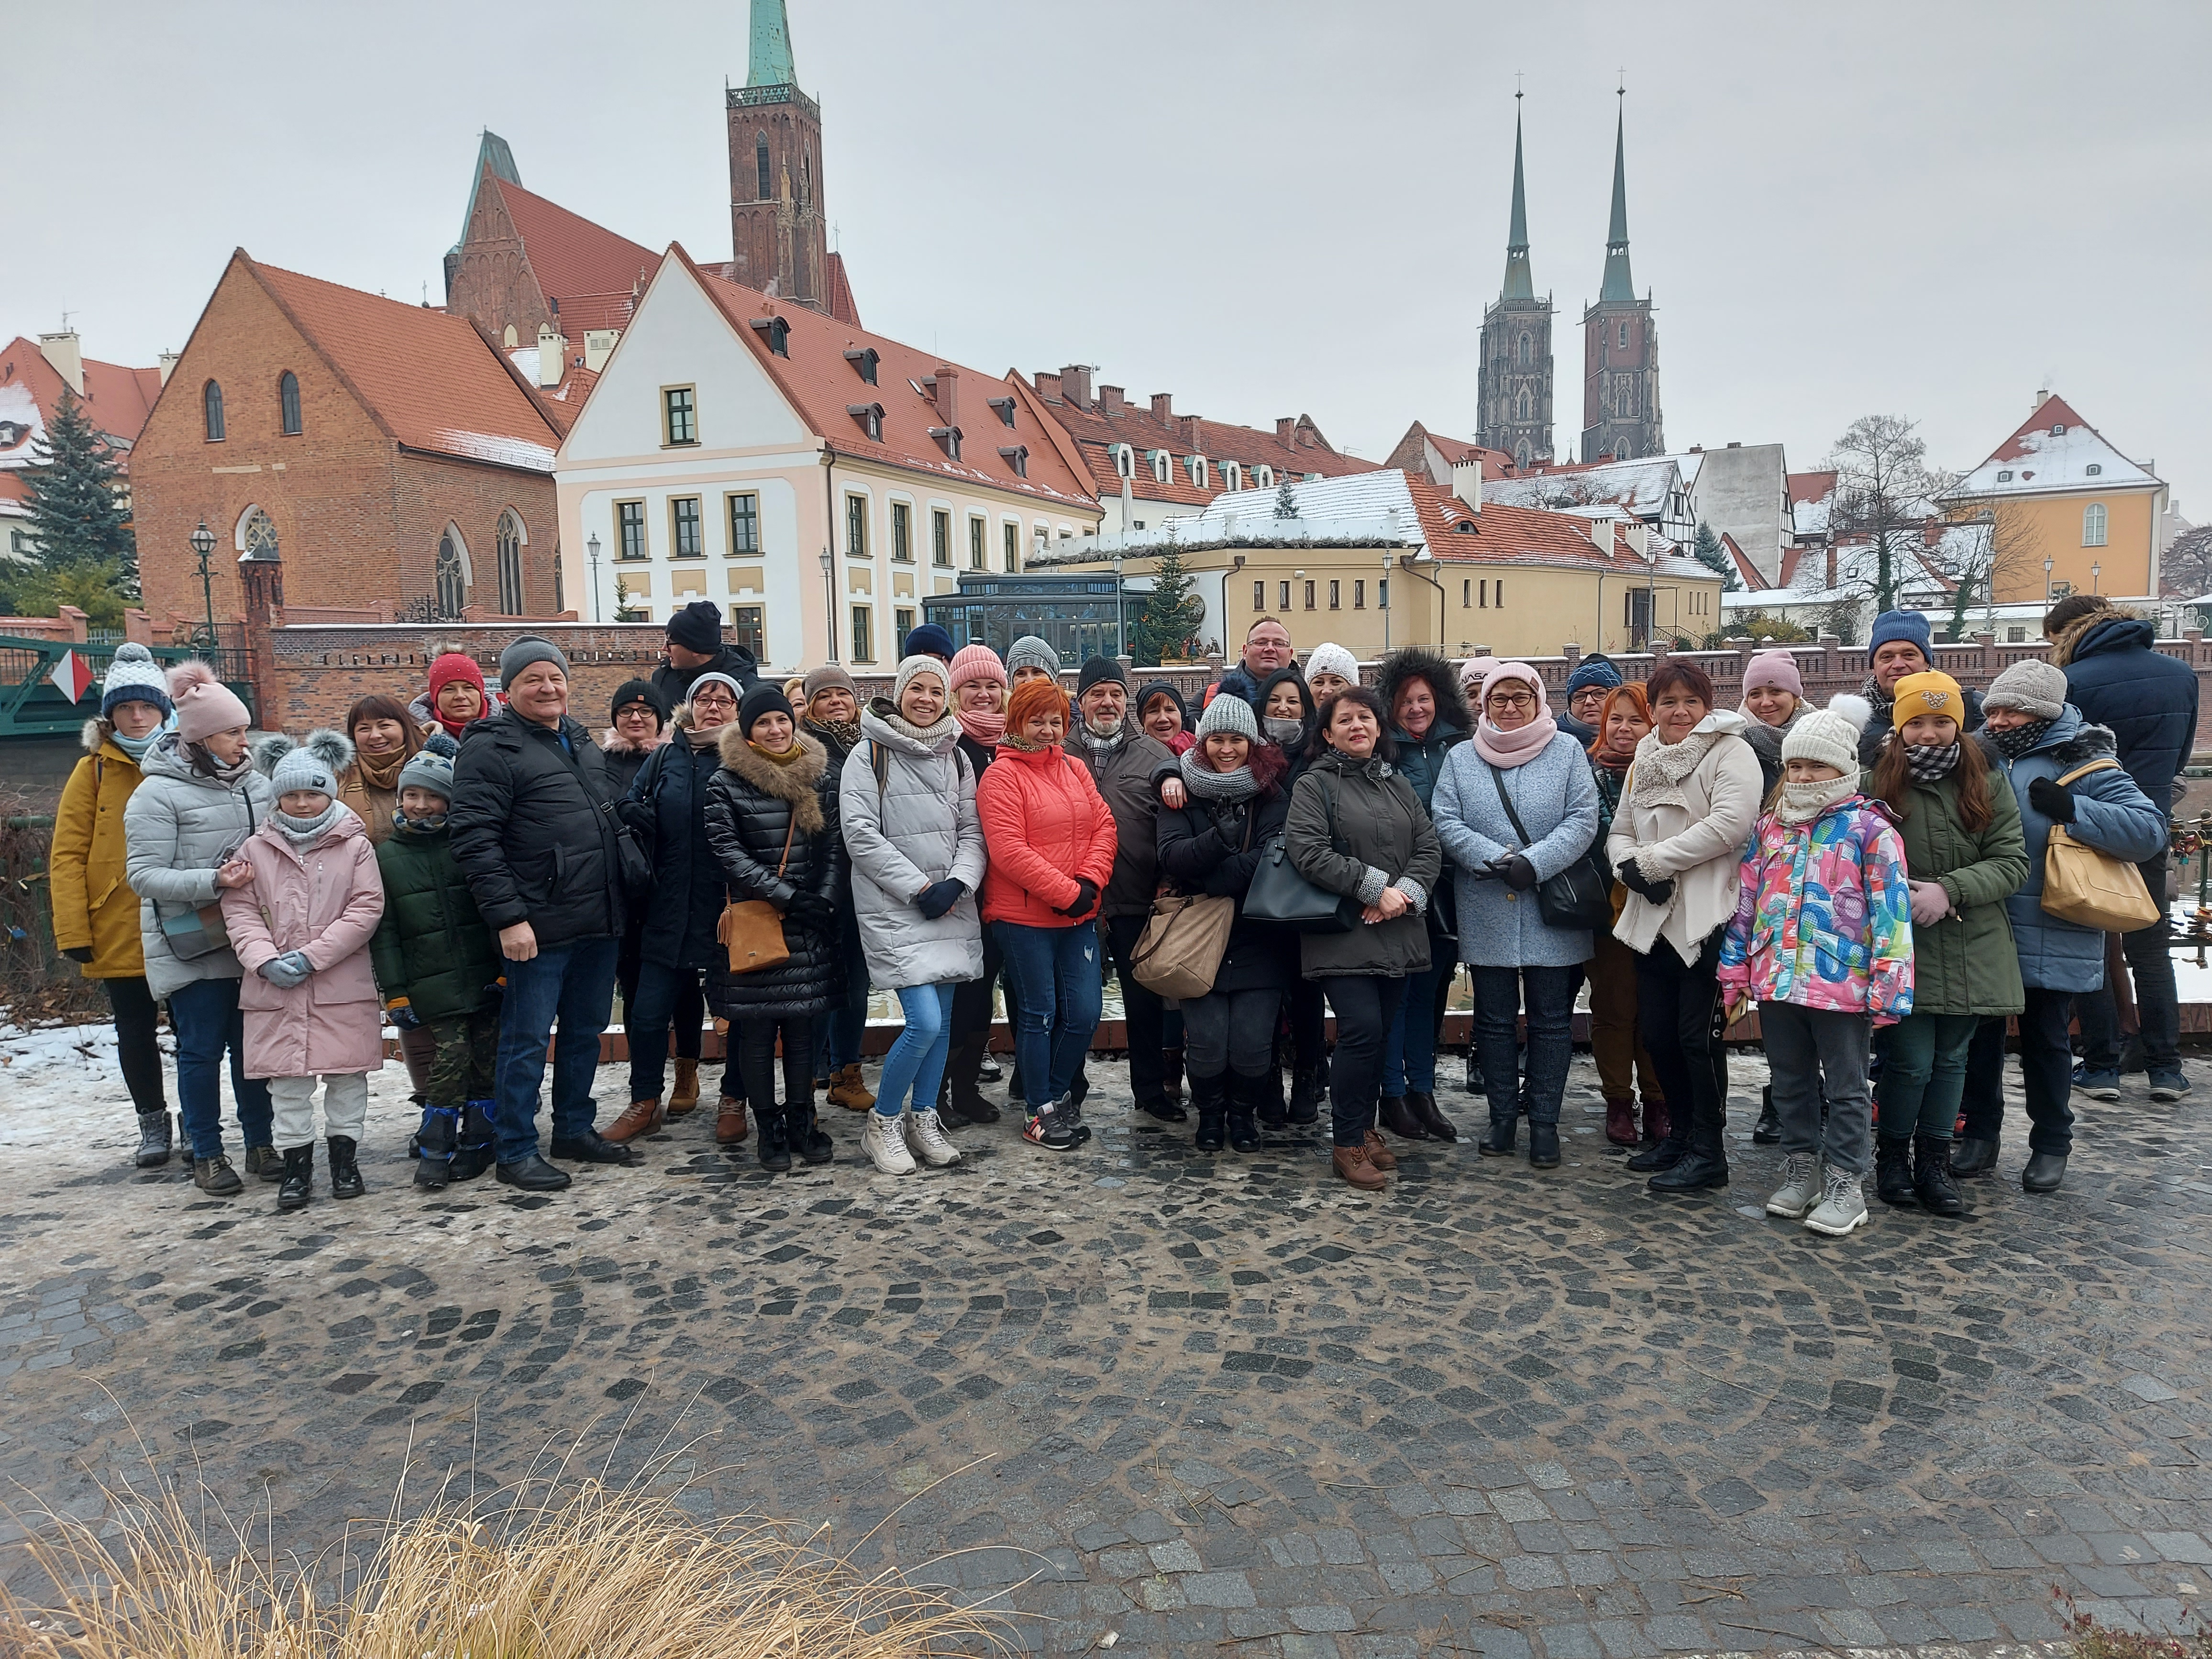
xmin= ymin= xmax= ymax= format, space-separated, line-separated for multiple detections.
xmin=1725 ymin=441 xmax=1741 ymax=449
xmin=1035 ymin=370 xmax=1062 ymax=403
xmin=584 ymin=329 xmax=619 ymax=373
xmin=1622 ymin=521 xmax=1650 ymax=558
xmin=1276 ymin=417 xmax=1297 ymax=446
xmin=2033 ymin=387 xmax=2051 ymax=409
xmin=37 ymin=331 xmax=83 ymax=395
xmin=932 ymin=365 xmax=959 ymax=428
xmin=157 ymin=350 xmax=180 ymax=386
xmin=1590 ymin=517 xmax=1611 ymax=552
xmin=1098 ymin=384 xmax=1124 ymax=412
xmin=536 ymin=323 xmax=566 ymax=387
xmin=1059 ymin=365 xmax=1090 ymax=409
xmin=1450 ymin=457 xmax=1483 ymax=514
xmin=1150 ymin=391 xmax=1173 ymax=423
xmin=1825 ymin=545 xmax=1838 ymax=589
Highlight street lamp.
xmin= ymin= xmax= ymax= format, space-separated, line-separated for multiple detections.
xmin=1382 ymin=551 xmax=1394 ymax=652
xmin=586 ymin=533 xmax=603 ymax=623
xmin=2092 ymin=561 xmax=2102 ymax=595
xmin=2043 ymin=556 xmax=2055 ymax=603
xmin=819 ymin=547 xmax=837 ymax=661
xmin=189 ymin=520 xmax=218 ymax=649
xmin=1112 ymin=551 xmax=1125 ymax=660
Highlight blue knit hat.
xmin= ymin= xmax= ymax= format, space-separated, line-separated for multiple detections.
xmin=1868 ymin=609 xmax=1933 ymax=658
xmin=1565 ymin=654 xmax=1624 ymax=697
xmin=398 ymin=731 xmax=460 ymax=801
xmin=903 ymin=621 xmax=956 ymax=661
xmin=100 ymin=642 xmax=173 ymax=718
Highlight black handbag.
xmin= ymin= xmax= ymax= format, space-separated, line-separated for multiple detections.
xmin=1482 ymin=762 xmax=1612 ymax=931
xmin=1243 ymin=780 xmax=1360 ymax=934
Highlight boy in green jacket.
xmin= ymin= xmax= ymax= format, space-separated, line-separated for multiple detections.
xmin=370 ymin=735 xmax=503 ymax=1188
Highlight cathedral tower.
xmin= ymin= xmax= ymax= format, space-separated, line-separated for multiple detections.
xmin=1476 ymin=96 xmax=1555 ymax=469
xmin=1580 ymin=94 xmax=1662 ymax=463
xmin=728 ymin=0 xmax=830 ymax=312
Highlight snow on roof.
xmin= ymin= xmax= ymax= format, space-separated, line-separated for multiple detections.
xmin=1945 ymin=394 xmax=2160 ymax=500
xmin=422 ymin=429 xmax=558 ymax=471
xmin=1483 ymin=454 xmax=1687 ymax=519
xmin=0 ymin=381 xmax=43 ymax=470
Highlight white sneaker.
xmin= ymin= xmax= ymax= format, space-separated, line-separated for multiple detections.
xmin=904 ymin=1107 xmax=961 ymax=1168
xmin=1803 ymin=1165 xmax=1869 ymax=1237
xmin=861 ymin=1110 xmax=916 ymax=1175
xmin=1765 ymin=1152 xmax=1822 ymax=1219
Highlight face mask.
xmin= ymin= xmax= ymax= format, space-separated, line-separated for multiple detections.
xmin=1265 ymin=717 xmax=1305 ymax=746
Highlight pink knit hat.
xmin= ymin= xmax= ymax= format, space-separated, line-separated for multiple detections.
xmin=1478 ymin=660 xmax=1550 ymax=712
xmin=1740 ymin=649 xmax=1805 ymax=700
xmin=947 ymin=642 xmax=1006 ymax=690
xmin=167 ymin=660 xmax=252 ymax=743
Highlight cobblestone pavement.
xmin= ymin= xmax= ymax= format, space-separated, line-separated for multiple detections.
xmin=4 ymin=1034 xmax=2211 ymax=1658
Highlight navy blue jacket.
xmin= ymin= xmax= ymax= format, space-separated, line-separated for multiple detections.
xmin=620 ymin=735 xmax=728 ymax=971
xmin=2061 ymin=615 xmax=2199 ymax=807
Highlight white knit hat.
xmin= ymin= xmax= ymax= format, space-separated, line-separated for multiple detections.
xmin=893 ymin=653 xmax=948 ymax=703
xmin=1304 ymin=641 xmax=1358 ymax=685
xmin=1195 ymin=690 xmax=1259 ymax=742
xmin=100 ymin=642 xmax=173 ymax=718
xmin=1781 ymin=697 xmax=1865 ymax=777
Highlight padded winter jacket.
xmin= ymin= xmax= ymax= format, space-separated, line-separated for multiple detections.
xmin=50 ymin=721 xmax=148 ymax=980
xmin=1431 ymin=731 xmax=1603 ymax=970
xmin=977 ymin=742 xmax=1117 ymax=929
xmin=1284 ymin=748 xmax=1443 ymax=979
xmin=599 ymin=726 xmax=665 ymax=800
xmin=841 ymin=704 xmax=986 ymax=990
xmin=1077 ymin=724 xmax=1178 ymax=919
xmin=1376 ymin=648 xmax=1473 ymax=814
xmin=221 ymin=807 xmax=386 ymax=1080
xmin=448 ymin=707 xmax=627 ymax=950
xmin=1154 ymin=753 xmax=1296 ymax=995
xmin=2057 ymin=611 xmax=2200 ymax=807
xmin=122 ymin=734 xmax=276 ymax=998
xmin=1607 ymin=712 xmax=1764 ymax=959
xmin=370 ymin=817 xmax=500 ymax=1024
xmin=1977 ymin=708 xmax=2167 ymax=993
xmin=702 ymin=728 xmax=847 ymax=1018
xmin=1717 ymin=796 xmax=1913 ymax=1021
xmin=1869 ymin=759 xmax=2026 ymax=1017
xmin=620 ymin=732 xmax=733 ymax=973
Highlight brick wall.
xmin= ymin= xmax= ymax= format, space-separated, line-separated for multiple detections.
xmin=262 ymin=621 xmax=670 ymax=730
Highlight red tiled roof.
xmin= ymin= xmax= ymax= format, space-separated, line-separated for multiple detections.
xmin=485 ymin=175 xmax=658 ymax=325
xmin=1404 ymin=475 xmax=1687 ymax=573
xmin=675 ymin=247 xmax=1097 ymax=511
xmin=1036 ymin=383 xmax=1374 ymax=504
xmin=0 ymin=336 xmax=163 ymax=456
xmin=1786 ymin=468 xmax=1836 ymax=507
xmin=824 ymin=252 xmax=861 ymax=329
xmin=242 ymin=254 xmax=563 ymax=472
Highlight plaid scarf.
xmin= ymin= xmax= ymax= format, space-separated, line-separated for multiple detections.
xmin=1903 ymin=741 xmax=1960 ymax=782
xmin=1860 ymin=673 xmax=1894 ymax=722
xmin=1984 ymin=718 xmax=2054 ymax=760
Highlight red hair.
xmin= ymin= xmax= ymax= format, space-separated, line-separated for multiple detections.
xmin=1587 ymin=681 xmax=1652 ymax=758
xmin=1006 ymin=676 xmax=1069 ymax=737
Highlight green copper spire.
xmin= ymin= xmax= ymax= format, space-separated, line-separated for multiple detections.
xmin=1501 ymin=96 xmax=1534 ymax=301
xmin=748 ymin=0 xmax=796 ymax=88
xmin=1599 ymin=95 xmax=1635 ymax=303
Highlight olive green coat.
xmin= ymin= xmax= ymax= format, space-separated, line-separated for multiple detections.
xmin=370 ymin=818 xmax=501 ymax=1023
xmin=1867 ymin=763 xmax=2028 ymax=1017
xmin=1284 ymin=749 xmax=1443 ymax=978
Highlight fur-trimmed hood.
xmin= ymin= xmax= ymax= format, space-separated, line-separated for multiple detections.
xmin=600 ymin=725 xmax=668 ymax=758
xmin=715 ymin=725 xmax=829 ymax=831
xmin=2049 ymin=604 xmax=2149 ymax=669
xmin=1375 ymin=646 xmax=1472 ymax=740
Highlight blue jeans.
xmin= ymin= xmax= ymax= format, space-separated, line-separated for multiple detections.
xmin=812 ymin=922 xmax=870 ymax=1078
xmin=1470 ymin=964 xmax=1577 ymax=1128
xmin=1380 ymin=963 xmax=1442 ymax=1096
xmin=493 ymin=936 xmax=620 ymax=1164
xmin=168 ymin=975 xmax=272 ymax=1160
xmin=875 ymin=982 xmax=956 ymax=1117
xmin=994 ymin=920 xmax=1103 ymax=1109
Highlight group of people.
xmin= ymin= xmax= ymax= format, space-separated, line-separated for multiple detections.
xmin=47 ymin=592 xmax=2195 ymax=1233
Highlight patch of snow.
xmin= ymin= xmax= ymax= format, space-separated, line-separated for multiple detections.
xmin=508 ymin=347 xmax=542 ymax=383
xmin=424 ymin=429 xmax=557 ymax=472
xmin=0 ymin=381 xmax=47 ymax=469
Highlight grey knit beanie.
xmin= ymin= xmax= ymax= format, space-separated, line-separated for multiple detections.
xmin=1195 ymin=690 xmax=1260 ymax=742
xmin=499 ymin=635 xmax=569 ymax=683
xmin=1982 ymin=658 xmax=2068 ymax=721
xmin=256 ymin=728 xmax=354 ymax=798
xmin=398 ymin=731 xmax=459 ymax=801
xmin=1006 ymin=635 xmax=1061 ymax=677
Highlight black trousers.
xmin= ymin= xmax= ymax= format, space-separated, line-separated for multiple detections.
xmin=1634 ymin=931 xmax=1729 ymax=1153
xmin=952 ymin=927 xmax=1004 ymax=1040
xmin=1961 ymin=989 xmax=2077 ymax=1156
xmin=1103 ymin=911 xmax=1167 ymax=1106
xmin=618 ymin=932 xmax=703 ymax=1061
xmin=1289 ymin=978 xmax=1328 ymax=1073
xmin=104 ymin=974 xmax=167 ymax=1116
xmin=738 ymin=1016 xmax=814 ymax=1120
xmin=1319 ymin=976 xmax=1407 ymax=1148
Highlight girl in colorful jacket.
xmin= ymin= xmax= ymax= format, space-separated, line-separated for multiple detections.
xmin=1718 ymin=697 xmax=1912 ymax=1240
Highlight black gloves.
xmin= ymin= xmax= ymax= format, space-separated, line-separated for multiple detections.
xmin=1213 ymin=803 xmax=1249 ymax=845
xmin=2028 ymin=776 xmax=2077 ymax=824
xmin=1055 ymin=878 xmax=1100 ymax=919
xmin=915 ymin=879 xmax=965 ymax=920
xmin=1495 ymin=854 xmax=1538 ymax=892
xmin=61 ymin=946 xmax=93 ymax=964
xmin=786 ymin=890 xmax=837 ymax=930
xmin=1617 ymin=858 xmax=1675 ymax=905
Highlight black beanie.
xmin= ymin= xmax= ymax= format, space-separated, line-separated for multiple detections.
xmin=1076 ymin=656 xmax=1128 ymax=700
xmin=740 ymin=684 xmax=796 ymax=737
xmin=667 ymin=599 xmax=724 ymax=655
xmin=609 ymin=678 xmax=670 ymax=730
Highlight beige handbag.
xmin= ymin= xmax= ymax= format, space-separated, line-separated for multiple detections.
xmin=2038 ymin=760 xmax=2161 ymax=932
xmin=1131 ymin=893 xmax=1238 ymax=999
xmin=719 ymin=819 xmax=797 ymax=975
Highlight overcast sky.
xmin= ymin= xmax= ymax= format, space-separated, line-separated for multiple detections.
xmin=12 ymin=0 xmax=2210 ymax=517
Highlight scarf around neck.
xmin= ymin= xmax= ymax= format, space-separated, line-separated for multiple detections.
xmin=1861 ymin=674 xmax=1896 ymax=719
xmin=1264 ymin=716 xmax=1307 ymax=749
xmin=1628 ymin=726 xmax=1721 ymax=811
xmin=393 ymin=807 xmax=448 ymax=835
xmin=1985 ymin=718 xmax=2053 ymax=760
xmin=272 ymin=800 xmax=342 ymax=848
xmin=999 ymin=731 xmax=1060 ymax=755
xmin=1179 ymin=745 xmax=1257 ymax=802
xmin=812 ymin=716 xmax=864 ymax=752
xmin=1903 ymin=741 xmax=1961 ymax=782
xmin=954 ymin=698 xmax=1006 ymax=748
xmin=884 ymin=709 xmax=960 ymax=747
xmin=111 ymin=728 xmax=158 ymax=761
xmin=1079 ymin=720 xmax=1128 ymax=755
xmin=1777 ymin=775 xmax=1862 ymax=826
xmin=1472 ymin=711 xmax=1557 ymax=769
xmin=352 ymin=744 xmax=409 ymax=792
xmin=748 ymin=739 xmax=806 ymax=765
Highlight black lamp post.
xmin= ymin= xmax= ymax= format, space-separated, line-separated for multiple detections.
xmin=189 ymin=520 xmax=218 ymax=649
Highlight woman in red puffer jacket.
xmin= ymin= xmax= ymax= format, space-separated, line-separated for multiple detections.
xmin=978 ymin=675 xmax=1117 ymax=1151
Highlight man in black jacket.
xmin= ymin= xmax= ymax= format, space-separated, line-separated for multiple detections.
xmin=1213 ymin=617 xmax=1296 ymax=711
xmin=653 ymin=600 xmax=761 ymax=707
xmin=450 ymin=637 xmax=637 ymax=1190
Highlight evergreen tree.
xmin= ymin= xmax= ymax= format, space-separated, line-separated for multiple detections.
xmin=1273 ymin=476 xmax=1300 ymax=520
xmin=1692 ymin=521 xmax=1737 ymax=591
xmin=22 ymin=386 xmax=136 ymax=589
xmin=1132 ymin=545 xmax=1204 ymax=665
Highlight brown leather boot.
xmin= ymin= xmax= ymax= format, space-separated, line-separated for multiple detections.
xmin=1605 ymin=1096 xmax=1638 ymax=1146
xmin=1333 ymin=1143 xmax=1386 ymax=1191
xmin=1361 ymin=1128 xmax=1399 ymax=1172
xmin=715 ymin=1095 xmax=750 ymax=1145
xmin=827 ymin=1062 xmax=876 ymax=1111
xmin=603 ymin=1098 xmax=664 ymax=1143
xmin=668 ymin=1059 xmax=700 ymax=1116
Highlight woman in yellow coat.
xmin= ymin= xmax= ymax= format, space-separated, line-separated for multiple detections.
xmin=50 ymin=643 xmax=175 ymax=1167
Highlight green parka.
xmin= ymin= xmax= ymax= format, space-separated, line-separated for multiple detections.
xmin=370 ymin=818 xmax=501 ymax=1023
xmin=1867 ymin=762 xmax=2028 ymax=1017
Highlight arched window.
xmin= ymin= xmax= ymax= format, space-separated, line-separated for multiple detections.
xmin=503 ymin=324 xmax=518 ymax=348
xmin=1112 ymin=443 xmax=1133 ymax=479
xmin=800 ymin=151 xmax=811 ymax=204
xmin=239 ymin=505 xmax=278 ymax=560
xmin=203 ymin=380 xmax=225 ymax=442
xmin=278 ymin=371 xmax=301 ymax=436
xmin=2082 ymin=502 xmax=2108 ymax=547
xmin=756 ymin=133 xmax=772 ymax=199
xmin=496 ymin=510 xmax=526 ymax=614
xmin=1515 ymin=439 xmax=1532 ymax=469
xmin=436 ymin=528 xmax=468 ymax=617
xmin=1516 ymin=332 xmax=1531 ymax=367
xmin=1516 ymin=388 xmax=1533 ymax=421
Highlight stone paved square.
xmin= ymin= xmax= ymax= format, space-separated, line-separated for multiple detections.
xmin=3 ymin=1023 xmax=2209 ymax=1656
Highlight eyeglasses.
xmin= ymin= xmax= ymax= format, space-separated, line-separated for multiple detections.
xmin=692 ymin=692 xmax=737 ymax=709
xmin=1487 ymin=692 xmax=1535 ymax=710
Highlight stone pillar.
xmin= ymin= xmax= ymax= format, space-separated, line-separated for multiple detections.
xmin=237 ymin=551 xmax=285 ymax=729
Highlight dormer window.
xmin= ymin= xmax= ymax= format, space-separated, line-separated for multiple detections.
xmin=2085 ymin=463 xmax=2102 ymax=476
xmin=1149 ymin=449 xmax=1171 ymax=485
xmin=748 ymin=316 xmax=790 ymax=357
xmin=1222 ymin=462 xmax=1242 ymax=491
xmin=998 ymin=445 xmax=1029 ymax=478
xmin=987 ymin=396 xmax=1016 ymax=428
xmin=847 ymin=402 xmax=885 ymax=441
xmin=1995 ymin=469 xmax=2014 ymax=482
xmin=2051 ymin=423 xmax=2068 ymax=436
xmin=1111 ymin=442 xmax=1134 ymax=479
xmin=1186 ymin=455 xmax=1208 ymax=488
xmin=929 ymin=425 xmax=962 ymax=461
xmin=1257 ymin=465 xmax=1273 ymax=488
xmin=843 ymin=347 xmax=879 ymax=385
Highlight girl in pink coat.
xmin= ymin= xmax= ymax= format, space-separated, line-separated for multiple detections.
xmin=221 ymin=730 xmax=387 ymax=1211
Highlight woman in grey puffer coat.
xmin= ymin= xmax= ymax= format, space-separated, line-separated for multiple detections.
xmin=841 ymin=657 xmax=986 ymax=1175
xmin=121 ymin=663 xmax=276 ymax=1194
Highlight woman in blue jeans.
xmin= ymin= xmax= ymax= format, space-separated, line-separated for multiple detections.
xmin=122 ymin=663 xmax=277 ymax=1194
xmin=841 ymin=657 xmax=986 ymax=1176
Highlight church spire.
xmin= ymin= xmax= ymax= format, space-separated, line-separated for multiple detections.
xmin=1501 ymin=94 xmax=1534 ymax=302
xmin=748 ymin=0 xmax=797 ymax=88
xmin=1598 ymin=89 xmax=1635 ymax=303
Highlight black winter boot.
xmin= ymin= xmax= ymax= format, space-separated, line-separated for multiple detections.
xmin=789 ymin=1097 xmax=834 ymax=1165
xmin=134 ymin=1110 xmax=174 ymax=1169
xmin=1626 ymin=1133 xmax=1685 ymax=1172
xmin=1162 ymin=1047 xmax=1185 ymax=1106
xmin=1227 ymin=1072 xmax=1266 ymax=1153
xmin=1950 ymin=1134 xmax=2000 ymax=1178
xmin=945 ymin=1034 xmax=999 ymax=1125
xmin=447 ymin=1102 xmax=496 ymax=1181
xmin=755 ymin=1104 xmax=792 ymax=1172
xmin=1287 ymin=1063 xmax=1325 ymax=1126
xmin=1913 ymin=1133 xmax=1963 ymax=1217
xmin=1256 ymin=1069 xmax=1288 ymax=1130
xmin=1753 ymin=1084 xmax=1781 ymax=1145
xmin=1648 ymin=1144 xmax=1729 ymax=1192
xmin=1528 ymin=1122 xmax=1561 ymax=1169
xmin=328 ymin=1135 xmax=365 ymax=1200
xmin=276 ymin=1144 xmax=314 ymax=1212
xmin=1875 ymin=1136 xmax=1917 ymax=1206
xmin=414 ymin=1107 xmax=458 ymax=1190
xmin=1408 ymin=1090 xmax=1458 ymax=1142
xmin=1478 ymin=1110 xmax=1516 ymax=1158
xmin=1191 ymin=1072 xmax=1227 ymax=1153
xmin=1378 ymin=1094 xmax=1430 ymax=1141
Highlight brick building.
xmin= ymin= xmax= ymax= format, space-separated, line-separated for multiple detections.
xmin=131 ymin=250 xmax=567 ymax=640
xmin=1580 ymin=99 xmax=1663 ymax=464
xmin=1477 ymin=98 xmax=1557 ymax=469
xmin=0 ymin=330 xmax=162 ymax=561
